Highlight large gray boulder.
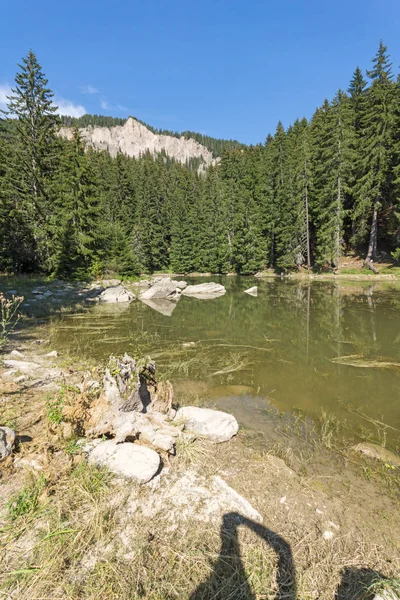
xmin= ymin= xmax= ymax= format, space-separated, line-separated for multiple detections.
xmin=175 ymin=407 xmax=238 ymax=443
xmin=182 ymin=282 xmax=226 ymax=299
xmin=0 ymin=426 xmax=16 ymax=461
xmin=140 ymin=278 xmax=179 ymax=300
xmin=88 ymin=440 xmax=160 ymax=482
xmin=99 ymin=286 xmax=135 ymax=303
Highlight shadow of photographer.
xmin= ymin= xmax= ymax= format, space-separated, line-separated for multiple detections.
xmin=189 ymin=511 xmax=297 ymax=600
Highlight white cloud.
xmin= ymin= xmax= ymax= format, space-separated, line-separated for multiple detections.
xmin=117 ymin=103 xmax=129 ymax=112
xmin=82 ymin=84 xmax=99 ymax=94
xmin=0 ymin=84 xmax=12 ymax=110
xmin=100 ymin=98 xmax=110 ymax=110
xmin=0 ymin=84 xmax=86 ymax=118
xmin=55 ymin=97 xmax=87 ymax=117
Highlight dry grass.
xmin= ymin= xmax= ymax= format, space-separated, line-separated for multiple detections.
xmin=1 ymin=429 xmax=399 ymax=600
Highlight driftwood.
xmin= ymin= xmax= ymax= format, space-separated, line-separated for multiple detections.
xmin=363 ymin=259 xmax=379 ymax=274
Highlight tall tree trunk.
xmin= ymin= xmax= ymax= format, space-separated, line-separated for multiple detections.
xmin=366 ymin=202 xmax=378 ymax=262
xmin=304 ymin=181 xmax=311 ymax=269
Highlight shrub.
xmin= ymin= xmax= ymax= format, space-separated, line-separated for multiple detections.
xmin=0 ymin=293 xmax=24 ymax=348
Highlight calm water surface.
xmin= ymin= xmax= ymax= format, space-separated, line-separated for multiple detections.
xmin=51 ymin=277 xmax=400 ymax=449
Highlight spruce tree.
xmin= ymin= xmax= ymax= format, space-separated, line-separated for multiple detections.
xmin=53 ymin=130 xmax=102 ymax=277
xmin=312 ymin=93 xmax=355 ymax=268
xmin=5 ymin=50 xmax=60 ymax=271
xmin=354 ymin=41 xmax=396 ymax=264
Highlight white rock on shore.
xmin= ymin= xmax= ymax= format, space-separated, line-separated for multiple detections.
xmin=88 ymin=440 xmax=160 ymax=483
xmin=175 ymin=406 xmax=239 ymax=443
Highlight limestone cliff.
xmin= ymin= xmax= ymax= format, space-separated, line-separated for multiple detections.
xmin=59 ymin=117 xmax=216 ymax=167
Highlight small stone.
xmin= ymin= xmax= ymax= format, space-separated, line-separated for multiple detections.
xmin=0 ymin=426 xmax=16 ymax=461
xmin=45 ymin=350 xmax=58 ymax=358
xmin=88 ymin=441 xmax=160 ymax=483
xmin=352 ymin=442 xmax=400 ymax=468
xmin=322 ymin=530 xmax=334 ymax=541
xmin=10 ymin=350 xmax=24 ymax=358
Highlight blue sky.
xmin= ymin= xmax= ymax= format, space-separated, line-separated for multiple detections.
xmin=1 ymin=0 xmax=399 ymax=144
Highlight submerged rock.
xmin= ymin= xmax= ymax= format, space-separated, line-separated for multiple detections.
xmin=352 ymin=443 xmax=400 ymax=468
xmin=175 ymin=406 xmax=239 ymax=443
xmin=244 ymin=286 xmax=258 ymax=296
xmin=0 ymin=426 xmax=16 ymax=461
xmin=99 ymin=286 xmax=135 ymax=304
xmin=88 ymin=440 xmax=160 ymax=482
xmin=182 ymin=282 xmax=226 ymax=299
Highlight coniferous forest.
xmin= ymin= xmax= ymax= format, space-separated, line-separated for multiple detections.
xmin=1 ymin=43 xmax=400 ymax=278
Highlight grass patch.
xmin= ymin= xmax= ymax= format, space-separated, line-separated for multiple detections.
xmin=6 ymin=474 xmax=47 ymax=521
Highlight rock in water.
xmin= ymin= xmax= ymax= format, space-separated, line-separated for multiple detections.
xmin=99 ymin=286 xmax=135 ymax=303
xmin=0 ymin=426 xmax=16 ymax=461
xmin=181 ymin=282 xmax=226 ymax=299
xmin=352 ymin=443 xmax=400 ymax=468
xmin=175 ymin=407 xmax=238 ymax=442
xmin=244 ymin=286 xmax=258 ymax=296
xmin=88 ymin=440 xmax=160 ymax=482
xmin=140 ymin=278 xmax=179 ymax=300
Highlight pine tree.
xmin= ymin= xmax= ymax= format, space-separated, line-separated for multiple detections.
xmin=312 ymin=93 xmax=355 ymax=268
xmin=53 ymin=130 xmax=102 ymax=277
xmin=4 ymin=50 xmax=60 ymax=271
xmin=354 ymin=41 xmax=396 ymax=265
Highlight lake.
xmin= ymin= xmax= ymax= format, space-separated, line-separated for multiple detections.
xmin=50 ymin=277 xmax=400 ymax=450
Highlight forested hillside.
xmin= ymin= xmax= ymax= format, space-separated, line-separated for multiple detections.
xmin=1 ymin=43 xmax=400 ymax=278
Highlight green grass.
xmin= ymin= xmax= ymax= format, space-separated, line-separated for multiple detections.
xmin=340 ymin=267 xmax=376 ymax=275
xmin=6 ymin=474 xmax=47 ymax=521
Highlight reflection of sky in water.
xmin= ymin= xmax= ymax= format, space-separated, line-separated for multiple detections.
xmin=51 ymin=277 xmax=400 ymax=450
